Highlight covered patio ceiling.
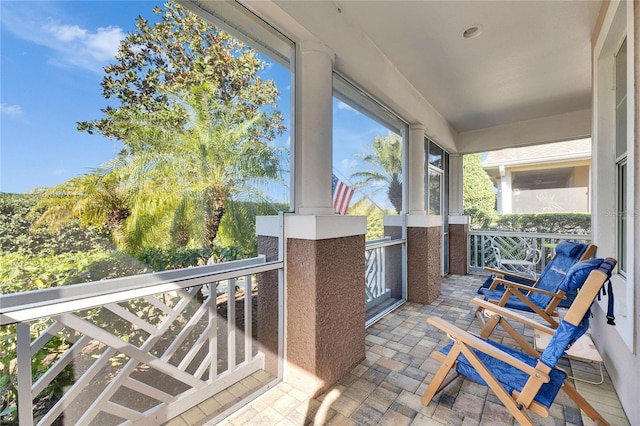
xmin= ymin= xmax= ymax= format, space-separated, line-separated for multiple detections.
xmin=261 ymin=0 xmax=602 ymax=153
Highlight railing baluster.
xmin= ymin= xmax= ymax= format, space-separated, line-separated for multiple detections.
xmin=209 ymin=281 xmax=218 ymax=380
xmin=244 ymin=274 xmax=253 ymax=363
xmin=379 ymin=246 xmax=386 ymax=298
xmin=16 ymin=322 xmax=33 ymax=426
xmin=228 ymin=278 xmax=236 ymax=371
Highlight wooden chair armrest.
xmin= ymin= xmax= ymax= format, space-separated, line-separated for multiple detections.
xmin=427 ymin=316 xmax=549 ymax=381
xmin=482 ymin=267 xmax=536 ymax=283
xmin=498 ymin=280 xmax=563 ymax=298
xmin=471 ymin=298 xmax=556 ymax=334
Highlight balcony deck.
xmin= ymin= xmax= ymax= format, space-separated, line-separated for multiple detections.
xmin=169 ymin=274 xmax=630 ymax=426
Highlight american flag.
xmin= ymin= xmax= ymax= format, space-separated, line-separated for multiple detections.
xmin=332 ymin=174 xmax=355 ymax=215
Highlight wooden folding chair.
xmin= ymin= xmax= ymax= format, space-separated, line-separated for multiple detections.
xmin=476 ymin=253 xmax=601 ymax=329
xmin=422 ymin=258 xmax=616 ymax=426
xmin=480 ymin=241 xmax=596 ymax=295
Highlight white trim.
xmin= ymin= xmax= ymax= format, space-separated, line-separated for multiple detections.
xmin=448 ymin=215 xmax=470 ymax=225
xmin=284 ymin=215 xmax=366 ymax=240
xmin=256 ymin=215 xmax=282 ymax=237
xmin=384 ymin=214 xmax=442 ymax=228
xmin=457 ymin=109 xmax=592 ymax=154
xmin=592 ymin=0 xmax=635 ymax=352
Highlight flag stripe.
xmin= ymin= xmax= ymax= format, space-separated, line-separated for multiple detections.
xmin=332 ymin=175 xmax=355 ymax=215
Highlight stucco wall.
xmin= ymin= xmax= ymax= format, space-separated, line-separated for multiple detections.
xmin=406 ymin=227 xmax=441 ymax=304
xmin=448 ymin=223 xmax=469 ymax=275
xmin=285 ymin=235 xmax=366 ymax=393
xmin=257 ymin=235 xmax=280 ymax=376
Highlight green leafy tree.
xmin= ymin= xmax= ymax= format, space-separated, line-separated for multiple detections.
xmin=34 ymin=1 xmax=287 ymax=254
xmin=350 ymin=132 xmax=403 ymax=213
xmin=348 ymin=198 xmax=386 ymax=240
xmin=463 ymin=153 xmax=496 ymax=228
xmin=115 ymin=83 xmax=283 ymax=251
xmin=78 ymin=1 xmax=284 ymax=143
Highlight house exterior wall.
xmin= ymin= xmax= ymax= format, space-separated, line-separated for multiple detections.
xmin=591 ymin=1 xmax=638 ymax=424
xmin=491 ymin=159 xmax=591 ymax=214
xmin=511 ymin=187 xmax=589 ymax=213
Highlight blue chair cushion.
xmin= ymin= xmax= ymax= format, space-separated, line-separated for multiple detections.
xmin=554 ymin=241 xmax=587 ymax=258
xmin=477 ymin=241 xmax=588 ymax=303
xmin=558 ymin=258 xmax=605 ymax=293
xmin=540 ymin=320 xmax=588 ymax=368
xmin=483 ymin=258 xmax=605 ymax=311
xmin=439 ymin=338 xmax=566 ymax=409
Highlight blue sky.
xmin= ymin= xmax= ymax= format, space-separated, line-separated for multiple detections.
xmin=1 ymin=1 xmax=391 ymax=207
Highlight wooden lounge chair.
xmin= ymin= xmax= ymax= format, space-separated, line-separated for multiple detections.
xmin=478 ymin=241 xmax=596 ymax=304
xmin=422 ymin=258 xmax=616 ymax=426
xmin=476 ymin=246 xmax=599 ymax=329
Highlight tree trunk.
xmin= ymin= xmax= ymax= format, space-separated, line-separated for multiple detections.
xmin=204 ymin=188 xmax=225 ymax=249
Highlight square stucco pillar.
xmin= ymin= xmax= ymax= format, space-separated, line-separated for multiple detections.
xmin=384 ymin=215 xmax=442 ymax=305
xmin=448 ymin=215 xmax=470 ymax=275
xmin=284 ymin=215 xmax=367 ymax=395
xmin=256 ymin=216 xmax=282 ymax=377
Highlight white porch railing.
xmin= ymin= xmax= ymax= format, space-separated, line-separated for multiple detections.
xmin=0 ymin=255 xmax=283 ymax=426
xmin=468 ymin=231 xmax=592 ymax=274
xmin=365 ymin=237 xmax=401 ymax=310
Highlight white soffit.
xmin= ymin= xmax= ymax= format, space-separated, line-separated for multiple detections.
xmin=268 ymin=0 xmax=600 ymax=146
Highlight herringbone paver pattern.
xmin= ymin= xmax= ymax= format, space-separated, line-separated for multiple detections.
xmin=175 ymin=274 xmax=629 ymax=426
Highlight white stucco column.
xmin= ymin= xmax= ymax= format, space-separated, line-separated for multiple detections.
xmin=294 ymin=41 xmax=335 ymax=215
xmin=408 ymin=124 xmax=426 ymax=214
xmin=499 ymin=166 xmax=512 ymax=214
xmin=448 ymin=154 xmax=463 ymax=215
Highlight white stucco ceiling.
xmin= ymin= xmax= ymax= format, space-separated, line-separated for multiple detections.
xmin=270 ymin=0 xmax=601 ymax=136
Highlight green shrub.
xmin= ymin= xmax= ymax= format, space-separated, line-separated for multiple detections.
xmin=493 ymin=213 xmax=591 ymax=234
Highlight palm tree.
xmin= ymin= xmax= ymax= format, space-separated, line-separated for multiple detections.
xmin=30 ymin=165 xmax=133 ymax=247
xmin=350 ymin=132 xmax=403 ymax=213
xmin=33 ymin=83 xmax=284 ymax=254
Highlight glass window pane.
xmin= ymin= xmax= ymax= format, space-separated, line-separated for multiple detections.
xmin=615 ymin=38 xmax=627 ymax=158
xmin=617 ymin=160 xmax=627 ymax=274
xmin=1 ymin=1 xmax=292 ymax=292
xmin=429 ymin=141 xmax=444 ymax=169
xmin=333 ymin=75 xmax=406 ymax=242
xmin=428 ymin=169 xmax=442 ymax=215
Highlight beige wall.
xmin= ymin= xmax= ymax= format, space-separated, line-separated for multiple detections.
xmin=511 ymin=187 xmax=589 ymax=213
xmin=573 ymin=165 xmax=590 ymax=187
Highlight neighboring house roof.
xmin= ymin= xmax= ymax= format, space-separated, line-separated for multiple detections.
xmin=482 ymin=138 xmax=591 ymax=168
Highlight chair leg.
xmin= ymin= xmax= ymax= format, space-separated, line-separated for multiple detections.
xmin=474 ymin=305 xmax=487 ymax=326
xmin=422 ymin=345 xmax=461 ymax=405
xmin=561 ymin=380 xmax=610 ymax=426
xmin=479 ymin=313 xmax=500 ymax=338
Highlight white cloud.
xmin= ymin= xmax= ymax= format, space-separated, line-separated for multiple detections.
xmin=337 ymin=101 xmax=355 ymax=112
xmin=51 ymin=169 xmax=65 ymax=176
xmin=43 ymin=23 xmax=86 ymax=42
xmin=85 ymin=26 xmax=125 ymax=62
xmin=1 ymin=5 xmax=125 ymax=73
xmin=0 ymin=103 xmax=24 ymax=117
xmin=339 ymin=159 xmax=358 ymax=174
xmin=41 ymin=22 xmax=125 ymax=70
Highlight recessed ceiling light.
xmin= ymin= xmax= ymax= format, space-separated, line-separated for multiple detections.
xmin=463 ymin=25 xmax=482 ymax=39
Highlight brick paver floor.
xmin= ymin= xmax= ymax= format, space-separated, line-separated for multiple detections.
xmin=172 ymin=274 xmax=630 ymax=426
